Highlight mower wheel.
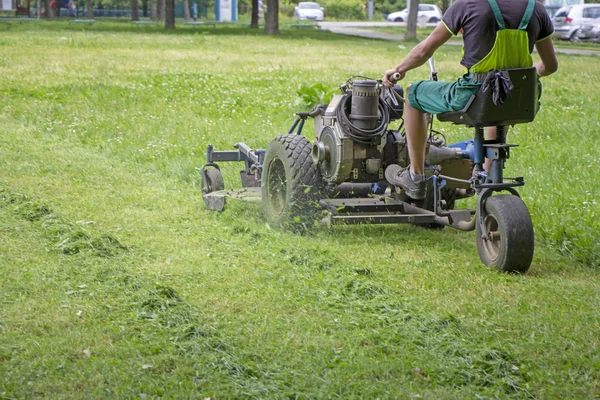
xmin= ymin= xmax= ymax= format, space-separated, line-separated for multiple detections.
xmin=262 ymin=134 xmax=324 ymax=230
xmin=476 ymin=194 xmax=534 ymax=273
xmin=202 ymin=168 xmax=224 ymax=194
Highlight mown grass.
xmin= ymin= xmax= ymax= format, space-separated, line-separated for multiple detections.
xmin=0 ymin=23 xmax=599 ymax=398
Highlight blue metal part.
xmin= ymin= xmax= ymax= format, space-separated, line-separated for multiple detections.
xmin=431 ymin=175 xmax=448 ymax=215
xmin=473 ymin=127 xmax=485 ymax=165
xmin=371 ymin=182 xmax=387 ymax=195
xmin=448 ymin=139 xmax=475 ymax=161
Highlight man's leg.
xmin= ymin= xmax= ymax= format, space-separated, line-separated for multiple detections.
xmin=404 ymin=85 xmax=428 ymax=176
xmin=384 ymin=85 xmax=428 ymax=200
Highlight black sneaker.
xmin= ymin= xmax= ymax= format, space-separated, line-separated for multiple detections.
xmin=385 ymin=164 xmax=426 ymax=200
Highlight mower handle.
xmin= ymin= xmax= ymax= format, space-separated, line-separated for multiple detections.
xmin=390 ymin=72 xmax=402 ymax=83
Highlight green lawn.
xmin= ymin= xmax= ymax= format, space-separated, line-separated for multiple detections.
xmin=1 ymin=22 xmax=599 ymax=398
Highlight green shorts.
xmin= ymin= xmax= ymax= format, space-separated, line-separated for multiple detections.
xmin=407 ymin=74 xmax=482 ymax=114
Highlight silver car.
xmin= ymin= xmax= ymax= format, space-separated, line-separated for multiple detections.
xmin=553 ymin=4 xmax=600 ymax=40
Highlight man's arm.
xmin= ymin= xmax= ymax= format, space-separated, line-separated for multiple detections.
xmin=534 ymin=37 xmax=558 ymax=77
xmin=383 ymin=23 xmax=453 ymax=86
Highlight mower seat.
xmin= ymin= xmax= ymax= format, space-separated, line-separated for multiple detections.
xmin=437 ymin=68 xmax=540 ymax=127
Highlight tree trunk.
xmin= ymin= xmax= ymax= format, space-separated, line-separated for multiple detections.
xmin=37 ymin=0 xmax=41 ymax=18
xmin=165 ymin=0 xmax=174 ymax=28
xmin=158 ymin=0 xmax=165 ymax=20
xmin=86 ymin=0 xmax=92 ymax=18
xmin=441 ymin=0 xmax=449 ymax=13
xmin=250 ymin=0 xmax=258 ymax=28
xmin=150 ymin=0 xmax=157 ymax=19
xmin=405 ymin=0 xmax=419 ymax=40
xmin=131 ymin=0 xmax=139 ymax=20
xmin=142 ymin=0 xmax=147 ymax=17
xmin=183 ymin=0 xmax=190 ymax=20
xmin=54 ymin=0 xmax=59 ymax=18
xmin=264 ymin=0 xmax=278 ymax=35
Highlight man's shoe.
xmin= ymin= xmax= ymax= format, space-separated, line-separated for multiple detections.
xmin=385 ymin=164 xmax=426 ymax=200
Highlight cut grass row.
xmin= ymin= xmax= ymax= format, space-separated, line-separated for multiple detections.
xmin=0 ymin=24 xmax=599 ymax=397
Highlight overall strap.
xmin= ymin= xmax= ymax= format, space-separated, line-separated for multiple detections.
xmin=518 ymin=0 xmax=536 ymax=30
xmin=487 ymin=0 xmax=506 ymax=30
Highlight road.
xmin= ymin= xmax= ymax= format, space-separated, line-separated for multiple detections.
xmin=317 ymin=21 xmax=600 ymax=57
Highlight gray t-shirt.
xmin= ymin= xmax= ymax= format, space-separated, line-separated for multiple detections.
xmin=442 ymin=0 xmax=554 ymax=69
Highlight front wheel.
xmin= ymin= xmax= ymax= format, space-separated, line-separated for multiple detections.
xmin=202 ymin=167 xmax=224 ymax=194
xmin=261 ymin=134 xmax=324 ymax=230
xmin=476 ymin=194 xmax=534 ymax=273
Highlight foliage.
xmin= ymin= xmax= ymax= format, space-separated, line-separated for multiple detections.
xmin=323 ymin=0 xmax=365 ymax=20
xmin=295 ymin=82 xmax=338 ymax=109
xmin=0 ymin=22 xmax=599 ymax=399
xmin=375 ymin=0 xmax=406 ymax=17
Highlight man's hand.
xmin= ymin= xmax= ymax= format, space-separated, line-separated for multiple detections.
xmin=382 ymin=24 xmax=452 ymax=87
xmin=383 ymin=68 xmax=405 ymax=87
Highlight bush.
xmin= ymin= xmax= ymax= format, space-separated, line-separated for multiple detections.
xmin=281 ymin=3 xmax=296 ymax=17
xmin=375 ymin=0 xmax=406 ymax=16
xmin=324 ymin=0 xmax=365 ymax=20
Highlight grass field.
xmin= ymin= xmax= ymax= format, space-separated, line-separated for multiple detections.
xmin=1 ymin=22 xmax=599 ymax=398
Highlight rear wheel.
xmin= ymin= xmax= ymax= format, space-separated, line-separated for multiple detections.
xmin=394 ymin=17 xmax=404 ymax=22
xmin=262 ymin=134 xmax=324 ymax=230
xmin=569 ymin=29 xmax=580 ymax=41
xmin=476 ymin=194 xmax=534 ymax=273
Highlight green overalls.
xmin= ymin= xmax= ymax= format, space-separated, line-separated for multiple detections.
xmin=408 ymin=0 xmax=536 ymax=114
xmin=470 ymin=0 xmax=535 ymax=74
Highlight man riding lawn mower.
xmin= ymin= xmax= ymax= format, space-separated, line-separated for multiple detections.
xmin=383 ymin=0 xmax=557 ymax=201
xmin=200 ymin=0 xmax=558 ymax=274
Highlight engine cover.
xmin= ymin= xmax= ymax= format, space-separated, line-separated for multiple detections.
xmin=312 ymin=123 xmax=386 ymax=184
xmin=312 ymin=125 xmax=354 ymax=183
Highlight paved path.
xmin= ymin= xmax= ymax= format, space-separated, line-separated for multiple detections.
xmin=317 ymin=21 xmax=600 ymax=57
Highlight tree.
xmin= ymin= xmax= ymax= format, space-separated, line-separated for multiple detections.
xmin=250 ymin=0 xmax=258 ymax=29
xmin=165 ymin=0 xmax=174 ymax=28
xmin=37 ymin=0 xmax=41 ymax=18
xmin=158 ymin=0 xmax=165 ymax=20
xmin=183 ymin=0 xmax=190 ymax=21
xmin=150 ymin=0 xmax=157 ymax=19
xmin=441 ymin=0 xmax=449 ymax=13
xmin=264 ymin=0 xmax=279 ymax=35
xmin=405 ymin=0 xmax=419 ymax=40
xmin=131 ymin=0 xmax=139 ymax=21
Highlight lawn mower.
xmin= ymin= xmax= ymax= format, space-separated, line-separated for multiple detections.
xmin=200 ymin=59 xmax=540 ymax=273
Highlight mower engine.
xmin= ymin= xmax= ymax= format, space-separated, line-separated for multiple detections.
xmin=311 ymin=78 xmax=465 ymax=186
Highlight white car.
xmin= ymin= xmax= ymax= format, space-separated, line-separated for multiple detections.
xmin=386 ymin=4 xmax=442 ymax=23
xmin=553 ymin=4 xmax=600 ymax=40
xmin=294 ymin=2 xmax=324 ymax=21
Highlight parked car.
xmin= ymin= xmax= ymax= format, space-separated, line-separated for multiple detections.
xmin=553 ymin=4 xmax=600 ymax=40
xmin=294 ymin=2 xmax=324 ymax=21
xmin=576 ymin=17 xmax=600 ymax=42
xmin=544 ymin=5 xmax=562 ymax=18
xmin=386 ymin=4 xmax=443 ymax=23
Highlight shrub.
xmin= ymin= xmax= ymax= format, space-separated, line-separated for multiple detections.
xmin=324 ymin=0 xmax=365 ymax=20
